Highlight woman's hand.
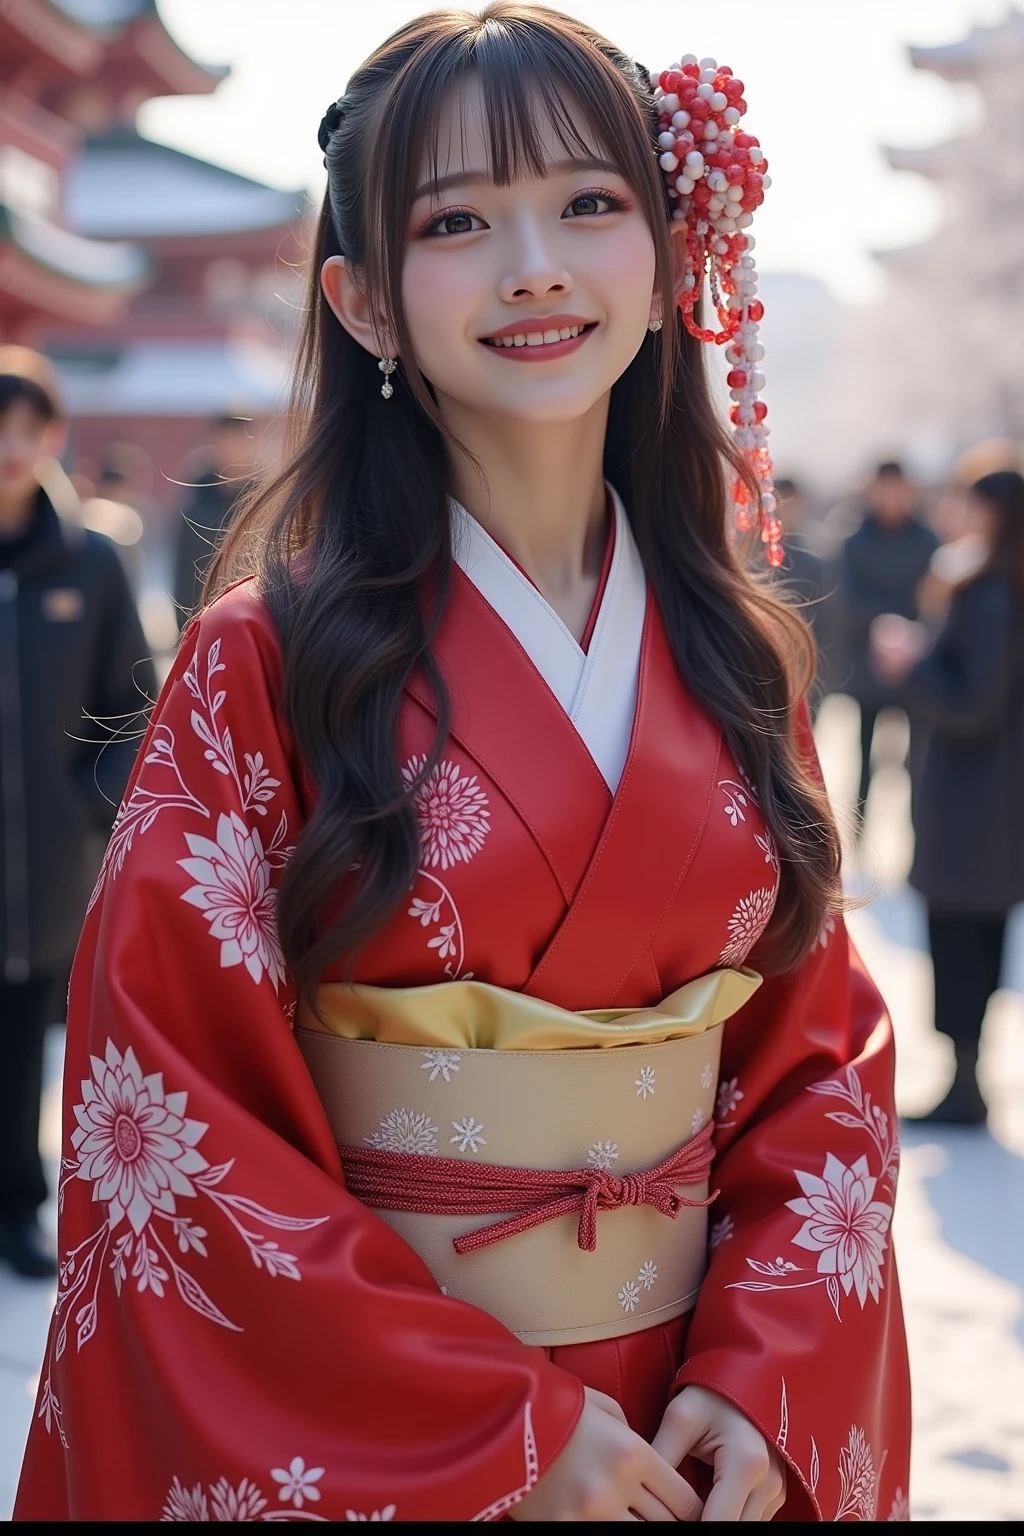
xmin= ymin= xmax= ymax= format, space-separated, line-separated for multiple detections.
xmin=511 ymin=1386 xmax=703 ymax=1521
xmin=651 ymin=1386 xmax=786 ymax=1521
xmin=869 ymin=613 xmax=929 ymax=684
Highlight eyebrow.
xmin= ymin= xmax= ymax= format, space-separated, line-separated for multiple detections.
xmin=411 ymin=156 xmax=623 ymax=203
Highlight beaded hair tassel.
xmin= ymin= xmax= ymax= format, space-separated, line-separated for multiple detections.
xmin=651 ymin=56 xmax=782 ymax=566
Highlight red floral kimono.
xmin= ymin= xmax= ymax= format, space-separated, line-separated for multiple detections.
xmin=16 ymin=496 xmax=910 ymax=1522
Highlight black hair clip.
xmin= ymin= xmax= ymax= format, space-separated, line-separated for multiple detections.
xmin=318 ymin=98 xmax=346 ymax=157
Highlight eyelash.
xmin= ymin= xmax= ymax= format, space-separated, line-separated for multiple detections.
xmin=417 ymin=186 xmax=630 ymax=239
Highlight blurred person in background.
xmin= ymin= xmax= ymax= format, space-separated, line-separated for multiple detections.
xmin=919 ymin=440 xmax=1022 ymax=626
xmin=0 ymin=347 xmax=155 ymax=1278
xmin=172 ymin=412 xmax=256 ymax=631
xmin=838 ymin=460 xmax=938 ymax=829
xmin=872 ymin=471 xmax=1024 ymax=1124
xmin=773 ymin=476 xmax=834 ymax=714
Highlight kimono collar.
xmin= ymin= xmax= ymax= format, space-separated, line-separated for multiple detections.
xmin=449 ymin=485 xmax=647 ymax=795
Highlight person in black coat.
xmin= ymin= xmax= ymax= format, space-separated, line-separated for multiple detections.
xmin=0 ymin=355 xmax=155 ymax=1275
xmin=837 ymin=462 xmax=938 ymax=824
xmin=872 ymin=470 xmax=1024 ymax=1124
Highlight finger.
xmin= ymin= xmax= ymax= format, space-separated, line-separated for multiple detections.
xmin=700 ymin=1446 xmax=765 ymax=1523
xmin=738 ymin=1484 xmax=774 ymax=1522
xmin=587 ymin=1387 xmax=629 ymax=1424
xmin=651 ymin=1399 xmax=704 ymax=1469
xmin=640 ymin=1448 xmax=704 ymax=1522
xmin=629 ymin=1487 xmax=688 ymax=1522
xmin=742 ymin=1467 xmax=787 ymax=1522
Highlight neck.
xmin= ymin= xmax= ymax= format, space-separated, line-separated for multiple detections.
xmin=440 ymin=394 xmax=610 ymax=633
xmin=0 ymin=485 xmax=38 ymax=538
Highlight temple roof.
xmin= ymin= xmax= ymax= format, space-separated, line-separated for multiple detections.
xmin=909 ymin=9 xmax=1024 ymax=80
xmin=50 ymin=0 xmax=157 ymax=28
xmin=0 ymin=203 xmax=146 ymax=287
xmin=66 ymin=130 xmax=306 ymax=239
xmin=51 ymin=335 xmax=290 ymax=414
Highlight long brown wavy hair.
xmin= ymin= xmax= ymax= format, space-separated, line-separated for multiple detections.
xmin=210 ymin=2 xmax=842 ymax=1000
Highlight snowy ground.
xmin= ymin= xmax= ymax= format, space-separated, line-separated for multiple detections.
xmin=1 ymin=692 xmax=1022 ymax=1520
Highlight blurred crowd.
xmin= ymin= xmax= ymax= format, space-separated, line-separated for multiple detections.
xmin=0 ymin=343 xmax=1022 ymax=1280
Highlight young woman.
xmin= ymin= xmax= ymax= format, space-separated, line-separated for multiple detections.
xmin=17 ymin=5 xmax=910 ymax=1522
xmin=874 ymin=469 xmax=1024 ymax=1125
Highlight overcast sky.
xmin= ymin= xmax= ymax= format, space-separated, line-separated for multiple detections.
xmin=142 ymin=0 xmax=1009 ymax=303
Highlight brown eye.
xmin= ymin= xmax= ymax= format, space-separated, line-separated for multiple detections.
xmin=568 ymin=194 xmax=601 ymax=217
xmin=442 ymin=212 xmax=475 ymax=234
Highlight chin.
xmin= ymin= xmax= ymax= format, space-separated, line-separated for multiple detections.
xmin=460 ymin=379 xmax=613 ymax=426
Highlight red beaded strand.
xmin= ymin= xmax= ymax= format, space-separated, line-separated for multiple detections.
xmin=651 ymin=55 xmax=782 ymax=566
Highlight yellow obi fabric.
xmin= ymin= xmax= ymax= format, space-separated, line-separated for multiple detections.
xmin=296 ymin=969 xmax=760 ymax=1346
xmin=298 ymin=966 xmax=760 ymax=1050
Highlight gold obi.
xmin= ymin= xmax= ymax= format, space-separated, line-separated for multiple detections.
xmin=297 ymin=968 xmax=760 ymax=1347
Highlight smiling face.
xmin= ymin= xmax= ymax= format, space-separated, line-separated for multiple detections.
xmin=399 ymin=78 xmax=659 ymax=430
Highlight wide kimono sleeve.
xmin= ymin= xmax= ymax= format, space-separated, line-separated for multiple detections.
xmin=15 ymin=586 xmax=582 ymax=1525
xmin=674 ymin=732 xmax=911 ymax=1522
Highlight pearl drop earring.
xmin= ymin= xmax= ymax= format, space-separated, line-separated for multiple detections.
xmin=648 ymin=318 xmax=663 ymax=333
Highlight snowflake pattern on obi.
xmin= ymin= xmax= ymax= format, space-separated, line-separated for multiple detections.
xmin=618 ymin=1279 xmax=640 ymax=1312
xmin=449 ymin=1117 xmax=486 ymax=1154
xmin=719 ymin=885 xmax=777 ymax=967
xmin=178 ymin=811 xmax=285 ymax=991
xmin=365 ymin=1109 xmax=439 ymax=1156
xmin=634 ymin=1066 xmax=656 ymax=1100
xmin=638 ymin=1259 xmax=658 ymax=1291
xmin=716 ymin=1077 xmax=743 ymax=1122
xmin=691 ymin=1106 xmax=706 ymax=1134
xmin=587 ymin=1140 xmax=619 ymax=1172
xmin=700 ymin=1062 xmax=714 ymax=1089
xmin=420 ymin=1050 xmax=461 ymax=1084
xmin=402 ymin=755 xmax=491 ymax=871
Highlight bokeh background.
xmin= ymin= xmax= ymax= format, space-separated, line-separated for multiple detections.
xmin=1 ymin=0 xmax=1023 ymax=1520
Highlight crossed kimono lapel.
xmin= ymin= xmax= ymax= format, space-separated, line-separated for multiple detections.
xmin=523 ymin=604 xmax=722 ymax=1010
xmin=407 ymin=533 xmax=722 ymax=1003
xmin=406 ymin=569 xmax=613 ymax=907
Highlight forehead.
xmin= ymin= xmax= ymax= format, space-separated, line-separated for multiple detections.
xmin=418 ymin=73 xmax=608 ymax=190
xmin=0 ymin=396 xmax=49 ymax=431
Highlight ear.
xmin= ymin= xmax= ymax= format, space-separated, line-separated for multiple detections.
xmin=320 ymin=256 xmax=398 ymax=360
xmin=648 ymin=219 xmax=689 ymax=327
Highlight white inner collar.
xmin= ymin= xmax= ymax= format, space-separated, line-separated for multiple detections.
xmin=450 ymin=485 xmax=647 ymax=793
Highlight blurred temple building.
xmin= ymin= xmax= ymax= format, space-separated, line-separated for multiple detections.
xmin=875 ymin=8 xmax=1024 ymax=474
xmin=0 ymin=0 xmax=307 ymax=516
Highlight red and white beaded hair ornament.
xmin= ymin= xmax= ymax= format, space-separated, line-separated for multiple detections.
xmin=650 ymin=55 xmax=781 ymax=565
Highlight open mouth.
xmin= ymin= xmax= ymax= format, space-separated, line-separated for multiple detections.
xmin=481 ymin=322 xmax=596 ymax=350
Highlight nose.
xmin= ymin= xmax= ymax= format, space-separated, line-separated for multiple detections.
xmin=498 ymin=216 xmax=573 ymax=304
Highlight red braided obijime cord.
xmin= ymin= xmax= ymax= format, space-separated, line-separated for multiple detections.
xmin=339 ymin=1118 xmax=718 ymax=1255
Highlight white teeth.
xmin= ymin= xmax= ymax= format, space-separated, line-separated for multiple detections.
xmin=489 ymin=325 xmax=586 ymax=348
